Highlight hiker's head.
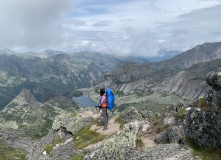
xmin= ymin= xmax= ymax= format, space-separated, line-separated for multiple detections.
xmin=100 ymin=87 xmax=105 ymax=96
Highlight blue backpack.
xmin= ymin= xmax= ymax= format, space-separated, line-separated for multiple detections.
xmin=106 ymin=88 xmax=115 ymax=110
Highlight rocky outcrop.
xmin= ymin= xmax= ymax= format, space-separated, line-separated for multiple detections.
xmin=27 ymin=114 xmax=93 ymax=160
xmin=83 ymin=121 xmax=140 ymax=160
xmin=206 ymin=71 xmax=221 ymax=111
xmin=52 ymin=114 xmax=93 ymax=135
xmin=131 ymin=143 xmax=192 ymax=160
xmin=180 ymin=71 xmax=221 ymax=149
xmin=181 ymin=108 xmax=221 ymax=149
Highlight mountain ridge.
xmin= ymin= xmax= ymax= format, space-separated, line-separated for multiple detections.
xmin=150 ymin=42 xmax=221 ymax=70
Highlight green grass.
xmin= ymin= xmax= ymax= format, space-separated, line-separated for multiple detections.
xmin=114 ymin=116 xmax=127 ymax=129
xmin=192 ymin=149 xmax=221 ymax=160
xmin=73 ymin=125 xmax=106 ymax=150
xmin=71 ymin=113 xmax=77 ymax=117
xmin=0 ymin=142 xmax=26 ymax=160
xmin=177 ymin=108 xmax=185 ymax=119
xmin=43 ymin=136 xmax=62 ymax=154
xmin=71 ymin=153 xmax=85 ymax=160
xmin=136 ymin=137 xmax=144 ymax=149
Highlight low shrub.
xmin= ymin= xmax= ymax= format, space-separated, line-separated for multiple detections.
xmin=136 ymin=137 xmax=144 ymax=149
xmin=197 ymin=98 xmax=211 ymax=111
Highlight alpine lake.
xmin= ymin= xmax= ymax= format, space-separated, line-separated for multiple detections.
xmin=73 ymin=96 xmax=98 ymax=108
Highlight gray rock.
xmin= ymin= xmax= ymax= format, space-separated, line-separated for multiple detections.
xmin=156 ymin=126 xmax=183 ymax=144
xmin=51 ymin=140 xmax=78 ymax=160
xmin=155 ymin=131 xmax=168 ymax=144
xmin=206 ymin=71 xmax=221 ymax=111
xmin=131 ymin=143 xmax=192 ymax=160
xmin=163 ymin=117 xmax=176 ymax=127
xmin=142 ymin=121 xmax=151 ymax=132
xmin=166 ymin=126 xmax=183 ymax=143
xmin=27 ymin=114 xmax=93 ymax=160
xmin=181 ymin=108 xmax=221 ymax=149
xmin=139 ymin=110 xmax=154 ymax=120
xmin=52 ymin=114 xmax=93 ymax=135
xmin=121 ymin=107 xmax=143 ymax=123
xmin=83 ymin=121 xmax=140 ymax=160
xmin=0 ymin=127 xmax=35 ymax=153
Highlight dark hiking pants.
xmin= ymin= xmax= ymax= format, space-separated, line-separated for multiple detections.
xmin=102 ymin=107 xmax=108 ymax=127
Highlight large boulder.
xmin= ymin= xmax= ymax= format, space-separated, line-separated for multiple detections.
xmin=167 ymin=126 xmax=183 ymax=143
xmin=155 ymin=126 xmax=183 ymax=144
xmin=155 ymin=131 xmax=168 ymax=144
xmin=83 ymin=121 xmax=140 ymax=160
xmin=121 ymin=107 xmax=143 ymax=122
xmin=178 ymin=71 xmax=221 ymax=149
xmin=181 ymin=107 xmax=221 ymax=149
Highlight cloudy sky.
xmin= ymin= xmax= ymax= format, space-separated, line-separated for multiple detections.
xmin=0 ymin=0 xmax=221 ymax=57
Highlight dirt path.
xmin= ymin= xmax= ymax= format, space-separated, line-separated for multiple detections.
xmin=78 ymin=110 xmax=157 ymax=149
xmin=90 ymin=117 xmax=121 ymax=135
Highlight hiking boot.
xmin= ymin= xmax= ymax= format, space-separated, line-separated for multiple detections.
xmin=103 ymin=126 xmax=108 ymax=131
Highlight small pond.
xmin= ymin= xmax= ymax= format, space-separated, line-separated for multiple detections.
xmin=73 ymin=96 xmax=98 ymax=108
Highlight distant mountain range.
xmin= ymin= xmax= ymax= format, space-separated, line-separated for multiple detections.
xmin=0 ymin=50 xmax=151 ymax=110
xmin=95 ymin=42 xmax=221 ymax=100
xmin=1 ymin=41 xmax=221 ymax=110
xmin=0 ymin=53 xmax=102 ymax=110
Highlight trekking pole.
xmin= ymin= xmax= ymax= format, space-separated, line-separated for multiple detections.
xmin=94 ymin=105 xmax=101 ymax=113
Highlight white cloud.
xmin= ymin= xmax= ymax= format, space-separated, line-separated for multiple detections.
xmin=0 ymin=0 xmax=221 ymax=57
xmin=0 ymin=0 xmax=74 ymax=51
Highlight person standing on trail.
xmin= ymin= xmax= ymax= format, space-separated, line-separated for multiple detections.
xmin=99 ymin=87 xmax=108 ymax=130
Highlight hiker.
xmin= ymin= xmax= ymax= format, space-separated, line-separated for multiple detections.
xmin=99 ymin=87 xmax=108 ymax=130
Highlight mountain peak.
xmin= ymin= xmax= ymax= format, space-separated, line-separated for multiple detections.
xmin=3 ymin=88 xmax=41 ymax=112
